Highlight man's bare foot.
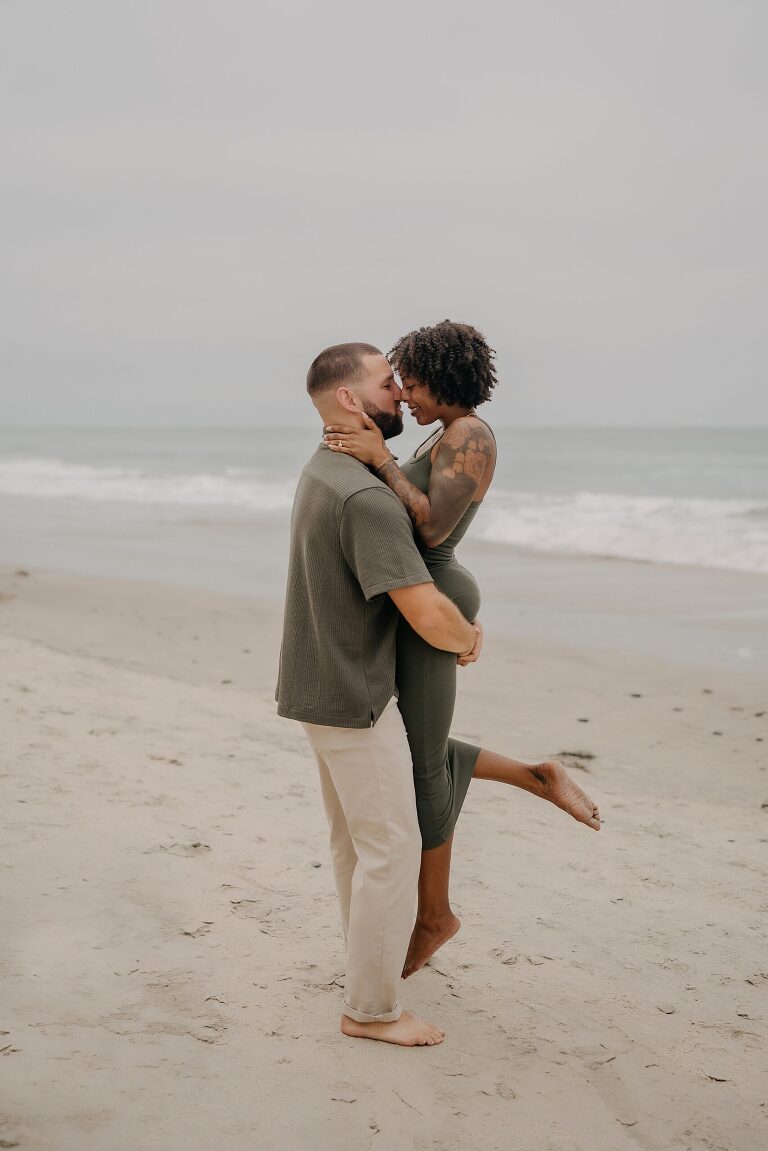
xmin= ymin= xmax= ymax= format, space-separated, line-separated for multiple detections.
xmin=402 ymin=912 xmax=461 ymax=979
xmin=528 ymin=760 xmax=601 ymax=829
xmin=340 ymin=1010 xmax=445 ymax=1046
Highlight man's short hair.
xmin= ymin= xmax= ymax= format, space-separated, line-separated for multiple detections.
xmin=306 ymin=342 xmax=381 ymax=396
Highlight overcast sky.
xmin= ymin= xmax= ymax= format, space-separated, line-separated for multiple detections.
xmin=1 ymin=0 xmax=766 ymax=427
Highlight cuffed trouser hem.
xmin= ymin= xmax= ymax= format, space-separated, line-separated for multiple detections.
xmin=342 ymin=1000 xmax=403 ymax=1024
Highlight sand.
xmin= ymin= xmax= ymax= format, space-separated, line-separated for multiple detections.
xmin=1 ymin=565 xmax=767 ymax=1151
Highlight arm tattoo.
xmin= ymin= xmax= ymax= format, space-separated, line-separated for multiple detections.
xmin=378 ymin=420 xmax=495 ymax=549
xmin=425 ymin=421 xmax=494 ymax=546
xmin=375 ymin=459 xmax=432 ymax=531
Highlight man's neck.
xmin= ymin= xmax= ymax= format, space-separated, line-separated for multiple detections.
xmin=317 ymin=409 xmax=363 ymax=429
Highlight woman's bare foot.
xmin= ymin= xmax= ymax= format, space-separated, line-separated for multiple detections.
xmin=402 ymin=912 xmax=461 ymax=979
xmin=340 ymin=1010 xmax=445 ymax=1046
xmin=528 ymin=760 xmax=601 ymax=829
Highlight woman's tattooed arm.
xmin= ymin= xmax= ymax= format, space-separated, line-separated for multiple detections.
xmin=374 ymin=458 xmax=432 ymax=534
xmin=378 ymin=419 xmax=495 ymax=548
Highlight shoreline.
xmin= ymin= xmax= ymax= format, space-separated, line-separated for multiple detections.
xmin=1 ymin=512 xmax=766 ymax=673
xmin=2 ymin=565 xmax=767 ymax=1150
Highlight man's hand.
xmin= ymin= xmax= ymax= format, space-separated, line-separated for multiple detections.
xmin=324 ymin=413 xmax=390 ymax=468
xmin=458 ymin=620 xmax=483 ymax=666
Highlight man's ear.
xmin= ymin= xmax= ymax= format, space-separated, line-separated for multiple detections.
xmin=336 ymin=386 xmax=361 ymax=414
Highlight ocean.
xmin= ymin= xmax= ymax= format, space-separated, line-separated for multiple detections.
xmin=2 ymin=424 xmax=767 ymax=672
xmin=1 ymin=424 xmax=767 ymax=575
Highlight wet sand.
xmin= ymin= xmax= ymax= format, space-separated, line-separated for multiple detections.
xmin=1 ymin=566 xmax=767 ymax=1151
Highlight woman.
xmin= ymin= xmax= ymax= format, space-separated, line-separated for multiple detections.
xmin=324 ymin=321 xmax=600 ymax=978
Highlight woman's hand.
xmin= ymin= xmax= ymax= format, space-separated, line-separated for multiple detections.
xmin=323 ymin=413 xmax=391 ymax=468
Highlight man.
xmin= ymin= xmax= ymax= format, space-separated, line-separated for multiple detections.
xmin=276 ymin=342 xmax=481 ymax=1047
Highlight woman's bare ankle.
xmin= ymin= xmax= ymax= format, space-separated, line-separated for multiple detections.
xmin=415 ymin=908 xmax=457 ymax=930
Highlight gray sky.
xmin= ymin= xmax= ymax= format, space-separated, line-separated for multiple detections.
xmin=1 ymin=0 xmax=766 ymax=427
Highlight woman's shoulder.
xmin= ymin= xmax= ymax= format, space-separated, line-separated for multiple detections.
xmin=440 ymin=414 xmax=496 ymax=450
xmin=430 ymin=416 xmax=497 ymax=494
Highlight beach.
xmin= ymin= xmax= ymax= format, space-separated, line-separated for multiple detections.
xmin=2 ymin=563 xmax=766 ymax=1151
xmin=5 ymin=0 xmax=768 ymax=1142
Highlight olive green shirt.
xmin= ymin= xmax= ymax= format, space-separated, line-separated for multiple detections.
xmin=276 ymin=444 xmax=432 ymax=728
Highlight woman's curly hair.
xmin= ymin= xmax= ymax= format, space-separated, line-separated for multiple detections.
xmin=388 ymin=320 xmax=497 ymax=407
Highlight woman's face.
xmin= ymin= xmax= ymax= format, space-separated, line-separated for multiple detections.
xmin=399 ymin=376 xmax=440 ymax=425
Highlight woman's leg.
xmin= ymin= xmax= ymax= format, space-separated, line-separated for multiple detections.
xmin=395 ymin=619 xmax=476 ymax=977
xmin=402 ymin=836 xmax=460 ymax=978
xmin=402 ymin=753 xmax=601 ymax=978
xmin=473 ymin=750 xmax=601 ymax=830
xmin=396 ymin=617 xmax=601 ymax=979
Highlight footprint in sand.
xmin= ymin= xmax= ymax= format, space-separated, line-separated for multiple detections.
xmin=180 ymin=922 xmax=214 ymax=938
xmin=229 ymin=898 xmax=284 ymax=928
xmin=580 ymin=1049 xmax=638 ymax=1128
xmin=489 ymin=947 xmax=520 ymax=966
xmin=146 ymin=841 xmax=211 ymax=856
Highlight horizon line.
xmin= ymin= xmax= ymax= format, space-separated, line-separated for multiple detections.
xmin=4 ymin=422 xmax=768 ymax=432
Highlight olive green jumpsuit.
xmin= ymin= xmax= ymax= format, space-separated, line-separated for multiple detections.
xmin=395 ymin=437 xmax=485 ymax=850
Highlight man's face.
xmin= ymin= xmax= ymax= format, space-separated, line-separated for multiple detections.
xmin=352 ymin=354 xmax=403 ymax=439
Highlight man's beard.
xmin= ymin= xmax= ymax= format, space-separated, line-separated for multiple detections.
xmin=361 ymin=400 xmax=403 ymax=440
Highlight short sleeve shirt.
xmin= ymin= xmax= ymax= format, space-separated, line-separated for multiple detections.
xmin=276 ymin=445 xmax=432 ymax=727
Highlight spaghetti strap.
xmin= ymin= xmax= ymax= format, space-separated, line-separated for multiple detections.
xmin=413 ymin=426 xmax=445 ymax=459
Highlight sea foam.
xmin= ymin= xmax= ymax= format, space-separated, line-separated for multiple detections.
xmin=0 ymin=457 xmax=295 ymax=512
xmin=2 ymin=457 xmax=767 ymax=575
xmin=476 ymin=489 xmax=768 ymax=574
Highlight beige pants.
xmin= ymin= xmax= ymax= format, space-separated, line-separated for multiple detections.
xmin=302 ymin=697 xmax=421 ymax=1023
